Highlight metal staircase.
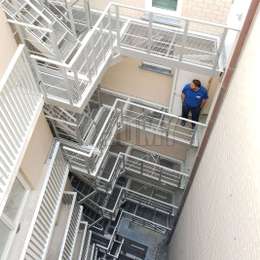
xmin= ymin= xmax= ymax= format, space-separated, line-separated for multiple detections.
xmin=69 ymin=151 xmax=183 ymax=232
xmin=0 ymin=2 xmax=242 ymax=259
xmin=0 ymin=0 xmax=239 ymax=110
xmin=1 ymin=0 xmax=79 ymax=61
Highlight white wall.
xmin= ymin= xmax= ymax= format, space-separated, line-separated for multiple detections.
xmin=0 ymin=10 xmax=17 ymax=78
xmin=168 ymin=6 xmax=260 ymax=260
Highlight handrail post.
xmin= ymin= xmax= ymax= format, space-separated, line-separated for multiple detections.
xmin=213 ymin=27 xmax=228 ymax=72
xmin=190 ymin=124 xmax=198 ymax=145
xmin=115 ymin=5 xmax=121 ymax=49
xmin=148 ymin=11 xmax=153 ymax=54
xmin=108 ymin=6 xmax=113 ymax=49
xmin=84 ymin=0 xmax=92 ymax=29
xmin=179 ymin=20 xmax=189 ymax=61
xmin=61 ymin=66 xmax=74 ymax=105
xmin=66 ymin=0 xmax=77 ymax=38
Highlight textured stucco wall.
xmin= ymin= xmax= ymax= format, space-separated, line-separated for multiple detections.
xmin=168 ymin=6 xmax=260 ymax=260
xmin=182 ymin=0 xmax=232 ymax=24
xmin=0 ymin=10 xmax=17 ymax=78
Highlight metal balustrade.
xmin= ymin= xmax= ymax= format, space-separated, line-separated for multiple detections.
xmin=58 ymin=98 xmax=205 ymax=179
xmin=96 ymin=150 xmax=188 ymax=194
xmin=0 ymin=1 xmax=240 ymax=110
xmin=29 ymin=2 xmax=116 ymax=110
xmin=62 ymin=101 xmax=121 ymax=176
xmin=81 ymin=180 xmax=178 ymax=223
xmin=0 ymin=44 xmax=43 ymax=214
xmin=44 ymin=103 xmax=95 ymax=143
xmin=123 ymin=153 xmax=189 ymax=189
xmin=109 ymin=3 xmax=238 ymax=73
xmin=125 ymin=189 xmax=178 ymax=216
xmin=72 ymin=222 xmax=88 ymax=260
xmin=20 ymin=142 xmax=69 ymax=260
xmin=121 ymin=210 xmax=170 ymax=234
xmin=119 ymin=99 xmax=207 ymax=146
xmin=1 ymin=0 xmax=79 ymax=60
xmin=96 ymin=152 xmax=125 ymax=193
xmin=81 ymin=230 xmax=93 ymax=260
xmin=59 ymin=192 xmax=83 ymax=260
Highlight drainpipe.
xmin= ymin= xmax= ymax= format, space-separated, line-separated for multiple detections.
xmin=167 ymin=0 xmax=260 ymax=244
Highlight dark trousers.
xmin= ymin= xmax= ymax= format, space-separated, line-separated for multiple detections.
xmin=181 ymin=103 xmax=201 ymax=128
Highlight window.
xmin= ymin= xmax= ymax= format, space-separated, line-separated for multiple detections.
xmin=0 ymin=175 xmax=29 ymax=259
xmin=146 ymin=0 xmax=181 ymax=14
xmin=0 ymin=220 xmax=11 ymax=258
xmin=152 ymin=0 xmax=178 ymax=11
xmin=3 ymin=178 xmax=27 ymax=222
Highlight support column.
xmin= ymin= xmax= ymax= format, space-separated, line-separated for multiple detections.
xmin=168 ymin=68 xmax=179 ymax=114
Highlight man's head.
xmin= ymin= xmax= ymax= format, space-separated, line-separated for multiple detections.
xmin=190 ymin=79 xmax=201 ymax=91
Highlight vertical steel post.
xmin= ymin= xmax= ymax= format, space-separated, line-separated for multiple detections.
xmin=213 ymin=28 xmax=228 ymax=72
xmin=179 ymin=20 xmax=189 ymax=61
xmin=148 ymin=12 xmax=153 ymax=54
xmin=115 ymin=5 xmax=121 ymax=49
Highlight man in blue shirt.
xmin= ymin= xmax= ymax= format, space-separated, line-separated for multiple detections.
xmin=181 ymin=79 xmax=208 ymax=128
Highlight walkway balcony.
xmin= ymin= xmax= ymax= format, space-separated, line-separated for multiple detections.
xmin=0 ymin=44 xmax=43 ymax=215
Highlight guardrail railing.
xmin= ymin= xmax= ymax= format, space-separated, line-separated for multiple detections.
xmin=7 ymin=1 xmax=239 ymax=109
xmin=0 ymin=44 xmax=43 ymax=215
xmin=96 ymin=150 xmax=189 ymax=193
xmin=59 ymin=192 xmax=83 ymax=260
xmin=62 ymin=101 xmax=121 ymax=175
xmin=20 ymin=142 xmax=69 ymax=260
xmin=61 ymin=98 xmax=206 ymax=177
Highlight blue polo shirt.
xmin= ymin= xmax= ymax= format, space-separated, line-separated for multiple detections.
xmin=182 ymin=84 xmax=208 ymax=108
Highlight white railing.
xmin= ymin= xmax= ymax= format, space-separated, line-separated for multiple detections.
xmin=96 ymin=150 xmax=188 ymax=193
xmin=76 ymin=222 xmax=88 ymax=260
xmin=20 ymin=142 xmax=69 ymax=260
xmin=67 ymin=2 xmax=239 ymax=75
xmin=111 ymin=3 xmax=240 ymax=74
xmin=123 ymin=153 xmax=189 ymax=188
xmin=81 ymin=230 xmax=93 ymax=260
xmin=59 ymin=192 xmax=83 ymax=260
xmin=61 ymin=98 xmax=206 ymax=177
xmin=0 ymin=44 xmax=43 ymax=214
xmin=118 ymin=99 xmax=207 ymax=146
xmin=29 ymin=2 xmax=115 ymax=109
xmin=84 ymin=181 xmax=179 ymax=222
xmin=96 ymin=152 xmax=125 ymax=193
xmin=62 ymin=102 xmax=120 ymax=175
xmin=20 ymin=1 xmax=240 ymax=109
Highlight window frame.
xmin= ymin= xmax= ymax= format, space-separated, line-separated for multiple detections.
xmin=0 ymin=174 xmax=30 ymax=259
xmin=145 ymin=0 xmax=183 ymax=16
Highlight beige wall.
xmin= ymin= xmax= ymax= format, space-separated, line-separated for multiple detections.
xmin=90 ymin=0 xmax=232 ymax=24
xmin=182 ymin=0 xmax=232 ymax=25
xmin=90 ymin=0 xmax=145 ymax=10
xmin=101 ymin=57 xmax=173 ymax=106
xmin=0 ymin=10 xmax=17 ymax=78
xmin=168 ymin=6 xmax=260 ymax=260
xmin=20 ymin=113 xmax=53 ymax=188
xmin=117 ymin=126 xmax=189 ymax=161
